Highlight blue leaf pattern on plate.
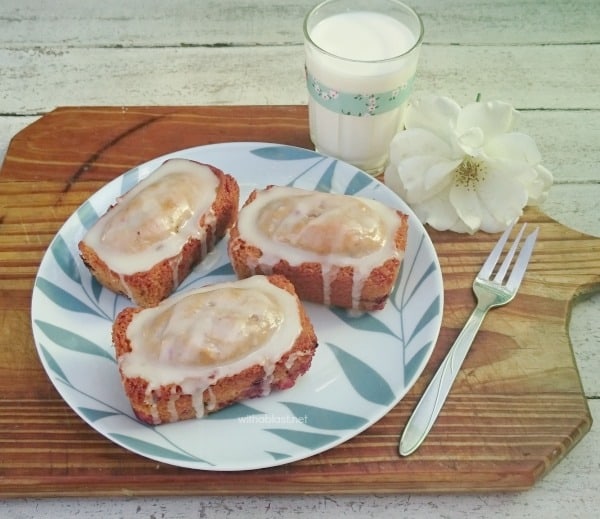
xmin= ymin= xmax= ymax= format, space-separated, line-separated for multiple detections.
xmin=390 ymin=231 xmax=442 ymax=383
xmin=281 ymin=402 xmax=368 ymax=430
xmin=34 ymin=319 xmax=115 ymax=363
xmin=394 ymin=234 xmax=434 ymax=311
xmin=36 ymin=277 xmax=106 ymax=318
xmin=266 ymin=451 xmax=291 ymax=461
xmin=121 ymin=166 xmax=141 ymax=193
xmin=205 ymin=262 xmax=235 ymax=277
xmin=39 ymin=343 xmax=69 ymax=383
xmin=50 ymin=235 xmax=81 ymax=284
xmin=204 ymin=402 xmax=263 ymax=420
xmin=398 ymin=261 xmax=437 ymax=311
xmin=250 ymin=146 xmax=320 ymax=161
xmin=76 ymin=200 xmax=99 ymax=231
xmin=329 ymin=307 xmax=400 ymax=340
xmin=404 ymin=340 xmax=434 ymax=383
xmin=344 ymin=171 xmax=373 ymax=195
xmin=327 ymin=343 xmax=395 ymax=406
xmin=314 ymin=160 xmax=337 ymax=192
xmin=265 ymin=428 xmax=339 ymax=450
xmin=78 ymin=407 xmax=119 ymax=422
xmin=109 ymin=433 xmax=212 ymax=464
xmin=405 ymin=295 xmax=441 ymax=346
xmin=90 ymin=276 xmax=104 ymax=303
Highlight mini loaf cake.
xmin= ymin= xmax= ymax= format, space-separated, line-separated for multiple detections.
xmin=78 ymin=158 xmax=239 ymax=307
xmin=112 ymin=274 xmax=318 ymax=425
xmin=228 ymin=186 xmax=409 ymax=311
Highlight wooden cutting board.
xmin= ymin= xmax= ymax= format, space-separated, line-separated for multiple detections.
xmin=0 ymin=106 xmax=596 ymax=497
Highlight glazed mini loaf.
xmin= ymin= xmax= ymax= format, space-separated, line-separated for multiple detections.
xmin=227 ymin=185 xmax=409 ymax=311
xmin=78 ymin=158 xmax=239 ymax=307
xmin=112 ymin=274 xmax=318 ymax=425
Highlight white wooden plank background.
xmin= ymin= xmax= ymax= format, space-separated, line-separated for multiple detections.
xmin=1 ymin=1 xmax=598 ymax=518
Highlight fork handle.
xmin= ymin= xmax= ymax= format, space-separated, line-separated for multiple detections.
xmin=399 ymin=304 xmax=489 ymax=456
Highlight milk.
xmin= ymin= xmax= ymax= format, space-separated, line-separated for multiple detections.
xmin=304 ymin=7 xmax=422 ymax=174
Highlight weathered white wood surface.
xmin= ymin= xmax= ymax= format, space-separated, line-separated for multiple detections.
xmin=1 ymin=1 xmax=599 ymax=517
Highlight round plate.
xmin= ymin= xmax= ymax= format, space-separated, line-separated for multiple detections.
xmin=30 ymin=142 xmax=444 ymax=471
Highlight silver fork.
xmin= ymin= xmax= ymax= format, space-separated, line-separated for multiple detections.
xmin=399 ymin=221 xmax=539 ymax=456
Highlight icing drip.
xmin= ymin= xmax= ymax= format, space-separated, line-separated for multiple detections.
xmin=205 ymin=387 xmax=217 ymax=412
xmin=148 ymin=394 xmax=160 ymax=424
xmin=284 ymin=350 xmax=311 ymax=370
xmin=166 ymin=387 xmax=178 ymax=422
xmin=321 ymin=264 xmax=340 ymax=306
xmin=260 ymin=359 xmax=277 ymax=397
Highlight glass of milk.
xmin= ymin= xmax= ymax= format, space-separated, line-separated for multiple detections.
xmin=303 ymin=0 xmax=424 ymax=175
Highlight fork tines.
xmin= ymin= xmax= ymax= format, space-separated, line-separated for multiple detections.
xmin=479 ymin=221 xmax=539 ymax=290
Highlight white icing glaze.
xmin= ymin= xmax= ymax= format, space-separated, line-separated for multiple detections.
xmin=82 ymin=158 xmax=219 ymax=276
xmin=236 ymin=186 xmax=405 ymax=307
xmin=119 ymin=276 xmax=304 ymax=419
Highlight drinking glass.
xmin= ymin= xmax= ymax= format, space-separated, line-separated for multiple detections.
xmin=303 ymin=0 xmax=424 ymax=175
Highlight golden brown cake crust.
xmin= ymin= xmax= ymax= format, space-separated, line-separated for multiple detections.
xmin=228 ymin=187 xmax=409 ymax=311
xmin=112 ymin=274 xmax=318 ymax=425
xmin=79 ymin=163 xmax=239 ymax=308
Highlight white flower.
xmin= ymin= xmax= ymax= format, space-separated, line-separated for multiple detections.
xmin=384 ymin=94 xmax=553 ymax=233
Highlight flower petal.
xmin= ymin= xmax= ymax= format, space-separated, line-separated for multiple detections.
xmin=527 ymin=164 xmax=554 ymax=204
xmin=405 ymin=94 xmax=461 ymax=141
xmin=387 ymin=126 xmax=461 ymax=204
xmin=457 ymin=100 xmax=518 ymax=142
xmin=424 ymin=159 xmax=462 ymax=192
xmin=394 ymin=155 xmax=456 ymax=203
xmin=413 ymin=192 xmax=464 ymax=232
xmin=457 ymin=127 xmax=485 ymax=155
xmin=485 ymin=132 xmax=542 ymax=164
xmin=477 ymin=165 xmax=528 ymax=228
xmin=383 ymin=163 xmax=407 ymax=199
xmin=389 ymin=127 xmax=455 ymax=163
xmin=449 ymin=187 xmax=483 ymax=233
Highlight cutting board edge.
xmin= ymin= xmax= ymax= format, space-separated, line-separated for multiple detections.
xmin=0 ymin=105 xmax=596 ymax=497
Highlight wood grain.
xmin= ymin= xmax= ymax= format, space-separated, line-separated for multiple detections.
xmin=2 ymin=0 xmax=597 ymax=46
xmin=0 ymin=106 xmax=596 ymax=497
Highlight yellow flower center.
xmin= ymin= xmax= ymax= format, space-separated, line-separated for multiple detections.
xmin=454 ymin=157 xmax=486 ymax=191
